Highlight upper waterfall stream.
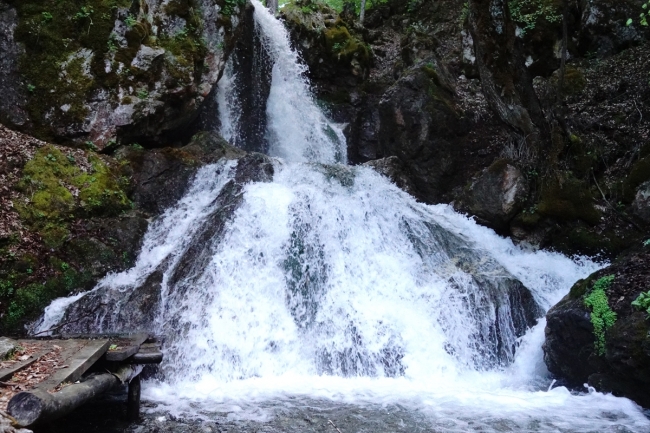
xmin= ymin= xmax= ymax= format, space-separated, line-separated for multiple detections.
xmin=35 ymin=2 xmax=650 ymax=431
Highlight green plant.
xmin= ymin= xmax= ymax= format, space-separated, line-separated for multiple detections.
xmin=73 ymin=6 xmax=94 ymax=34
xmin=136 ymin=89 xmax=149 ymax=99
xmin=130 ymin=143 xmax=144 ymax=150
xmin=632 ymin=291 xmax=650 ymax=315
xmin=644 ymin=239 xmax=650 ymax=247
xmin=584 ymin=275 xmax=616 ymax=356
xmin=107 ymin=33 xmax=118 ymax=52
xmin=222 ymin=0 xmax=247 ymax=15
xmin=85 ymin=141 xmax=98 ymax=151
xmin=125 ymin=14 xmax=137 ymax=27
xmin=41 ymin=12 xmax=53 ymax=23
xmin=627 ymin=3 xmax=649 ymax=26
xmin=508 ymin=0 xmax=561 ymax=35
xmin=26 ymin=84 xmax=36 ymax=93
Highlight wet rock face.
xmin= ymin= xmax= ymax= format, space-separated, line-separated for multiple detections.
xmin=633 ymin=180 xmax=650 ymax=223
xmin=0 ymin=0 xmax=247 ymax=149
xmin=457 ymin=160 xmax=529 ymax=232
xmin=543 ymin=248 xmax=650 ymax=407
xmin=363 ymin=156 xmax=417 ymax=196
xmin=0 ymin=4 xmax=27 ymax=127
xmin=54 ymin=150 xmax=274 ymax=336
xmin=377 ymin=62 xmax=467 ymax=203
xmin=125 ymin=131 xmax=245 ymax=214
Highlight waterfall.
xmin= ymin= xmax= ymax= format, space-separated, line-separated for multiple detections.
xmin=34 ymin=1 xmax=650 ymax=431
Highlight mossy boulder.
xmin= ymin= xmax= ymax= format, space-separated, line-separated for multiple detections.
xmin=0 ymin=0 xmax=247 ymax=148
xmin=544 ymin=247 xmax=650 ymax=407
xmin=550 ymin=66 xmax=587 ymax=96
xmin=281 ymin=0 xmax=370 ymax=83
xmin=537 ymin=174 xmax=601 ymax=225
xmin=0 ymin=127 xmax=237 ymax=335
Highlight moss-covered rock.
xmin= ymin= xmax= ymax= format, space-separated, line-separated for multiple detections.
xmin=0 ymin=0 xmax=247 ymax=148
xmin=537 ymin=174 xmax=600 ymax=224
xmin=544 ymin=247 xmax=650 ymax=407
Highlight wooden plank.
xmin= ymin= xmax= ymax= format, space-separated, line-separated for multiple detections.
xmin=128 ymin=351 xmax=163 ymax=364
xmin=0 ymin=349 xmax=50 ymax=382
xmin=35 ymin=339 xmax=110 ymax=391
xmin=104 ymin=333 xmax=149 ymax=362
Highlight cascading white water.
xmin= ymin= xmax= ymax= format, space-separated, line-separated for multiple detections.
xmin=35 ymin=2 xmax=650 ymax=431
xmin=253 ymin=1 xmax=347 ymax=164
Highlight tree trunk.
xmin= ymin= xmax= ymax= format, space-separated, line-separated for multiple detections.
xmin=267 ymin=0 xmax=278 ymax=14
xmin=467 ymin=0 xmax=547 ymax=142
xmin=360 ymin=0 xmax=367 ymax=24
xmin=7 ymin=365 xmax=137 ymax=427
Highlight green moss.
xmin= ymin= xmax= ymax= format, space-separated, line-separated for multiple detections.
xmin=14 ymin=145 xmax=131 ymax=248
xmin=632 ymin=290 xmax=650 ymax=316
xmin=10 ymin=0 xmax=131 ymax=139
xmin=584 ymin=275 xmax=616 ymax=356
xmin=558 ymin=66 xmax=586 ymax=95
xmin=324 ymin=25 xmax=370 ymax=65
xmin=538 ymin=175 xmax=600 ymax=225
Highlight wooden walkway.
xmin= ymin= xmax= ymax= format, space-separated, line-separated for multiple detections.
xmin=0 ymin=334 xmax=162 ymax=427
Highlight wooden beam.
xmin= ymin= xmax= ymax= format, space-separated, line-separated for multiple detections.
xmin=104 ymin=333 xmax=149 ymax=362
xmin=0 ymin=349 xmax=50 ymax=382
xmin=8 ymin=365 xmax=136 ymax=427
xmin=35 ymin=339 xmax=110 ymax=392
xmin=128 ymin=351 xmax=163 ymax=364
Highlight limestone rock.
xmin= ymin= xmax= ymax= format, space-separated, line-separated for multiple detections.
xmin=0 ymin=4 xmax=27 ymax=127
xmin=578 ymin=0 xmax=650 ymax=57
xmin=0 ymin=0 xmax=248 ymax=149
xmin=0 ymin=337 xmax=18 ymax=360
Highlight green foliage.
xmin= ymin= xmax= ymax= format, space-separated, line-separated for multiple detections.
xmin=222 ymin=0 xmax=247 ymax=15
xmin=627 ymin=3 xmax=649 ymax=27
xmin=137 ymin=89 xmax=149 ymax=99
xmin=508 ymin=0 xmax=561 ymax=35
xmin=644 ymin=239 xmax=650 ymax=247
xmin=584 ymin=275 xmax=617 ymax=356
xmin=632 ymin=291 xmax=650 ymax=316
xmin=125 ymin=14 xmax=137 ymax=27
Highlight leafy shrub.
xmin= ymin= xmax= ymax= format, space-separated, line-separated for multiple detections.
xmin=632 ymin=291 xmax=650 ymax=315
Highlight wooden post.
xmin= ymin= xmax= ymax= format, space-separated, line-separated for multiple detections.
xmin=127 ymin=374 xmax=141 ymax=422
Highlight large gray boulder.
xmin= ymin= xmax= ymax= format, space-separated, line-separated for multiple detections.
xmin=457 ymin=159 xmax=529 ymax=232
